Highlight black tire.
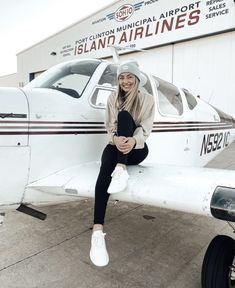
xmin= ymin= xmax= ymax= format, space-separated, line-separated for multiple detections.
xmin=201 ymin=235 xmax=235 ymax=288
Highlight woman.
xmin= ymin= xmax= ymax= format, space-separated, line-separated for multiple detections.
xmin=89 ymin=60 xmax=155 ymax=266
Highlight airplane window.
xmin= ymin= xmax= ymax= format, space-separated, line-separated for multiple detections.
xmin=90 ymin=88 xmax=115 ymax=108
xmin=52 ymin=74 xmax=88 ymax=98
xmin=182 ymin=88 xmax=197 ymax=110
xmin=25 ymin=59 xmax=100 ymax=98
xmin=154 ymin=76 xmax=183 ymax=116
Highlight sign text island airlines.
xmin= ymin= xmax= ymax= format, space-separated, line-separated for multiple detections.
xmin=60 ymin=0 xmax=235 ymax=58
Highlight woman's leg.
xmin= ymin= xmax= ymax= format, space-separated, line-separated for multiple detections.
xmin=94 ymin=143 xmax=149 ymax=222
xmin=93 ymin=144 xmax=117 ymax=225
xmin=91 ymin=145 xmax=119 ymax=267
xmin=116 ymin=111 xmax=136 ymax=165
xmin=127 ymin=143 xmax=149 ymax=165
xmin=107 ymin=111 xmax=135 ymax=194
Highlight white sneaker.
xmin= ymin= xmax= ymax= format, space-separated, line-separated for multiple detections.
xmin=89 ymin=230 xmax=109 ymax=267
xmin=108 ymin=166 xmax=129 ymax=194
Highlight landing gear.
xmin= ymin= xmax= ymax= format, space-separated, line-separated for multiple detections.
xmin=201 ymin=235 xmax=235 ymax=288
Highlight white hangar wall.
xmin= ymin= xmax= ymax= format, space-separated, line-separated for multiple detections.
xmin=4 ymin=0 xmax=235 ymax=115
xmin=173 ymin=31 xmax=235 ymax=117
xmin=0 ymin=73 xmax=19 ymax=87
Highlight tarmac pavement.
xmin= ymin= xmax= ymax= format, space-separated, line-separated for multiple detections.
xmin=0 ymin=143 xmax=235 ymax=288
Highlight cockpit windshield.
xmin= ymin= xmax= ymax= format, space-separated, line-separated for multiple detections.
xmin=26 ymin=59 xmax=101 ymax=98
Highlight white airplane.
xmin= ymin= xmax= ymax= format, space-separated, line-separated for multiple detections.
xmin=1 ymin=56 xmax=235 ymax=288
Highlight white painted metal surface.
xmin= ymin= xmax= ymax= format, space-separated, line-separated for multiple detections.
xmin=26 ymin=161 xmax=235 ymax=219
xmin=0 ymin=147 xmax=30 ymax=209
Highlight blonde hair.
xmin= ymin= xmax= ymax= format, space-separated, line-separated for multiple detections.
xmin=115 ymin=77 xmax=141 ymax=120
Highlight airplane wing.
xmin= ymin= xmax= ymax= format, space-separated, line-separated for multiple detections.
xmin=25 ymin=161 xmax=235 ymax=222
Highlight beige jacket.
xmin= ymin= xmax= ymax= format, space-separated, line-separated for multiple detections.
xmin=105 ymin=91 xmax=155 ymax=149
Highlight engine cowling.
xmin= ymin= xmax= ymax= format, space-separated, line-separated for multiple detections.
xmin=0 ymin=87 xmax=30 ymax=208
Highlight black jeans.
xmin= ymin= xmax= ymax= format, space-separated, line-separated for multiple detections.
xmin=94 ymin=111 xmax=148 ymax=225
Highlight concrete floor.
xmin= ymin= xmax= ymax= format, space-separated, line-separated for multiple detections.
xmin=1 ymin=143 xmax=235 ymax=288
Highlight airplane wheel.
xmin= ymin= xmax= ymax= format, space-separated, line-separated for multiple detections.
xmin=201 ymin=235 xmax=235 ymax=288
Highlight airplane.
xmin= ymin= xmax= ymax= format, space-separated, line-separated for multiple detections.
xmin=1 ymin=53 xmax=235 ymax=288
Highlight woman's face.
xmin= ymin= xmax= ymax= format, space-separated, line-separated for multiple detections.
xmin=118 ymin=73 xmax=136 ymax=93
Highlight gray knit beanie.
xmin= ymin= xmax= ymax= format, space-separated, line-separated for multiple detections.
xmin=117 ymin=61 xmax=147 ymax=86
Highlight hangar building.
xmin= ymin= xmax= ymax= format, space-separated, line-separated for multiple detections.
xmin=0 ymin=0 xmax=235 ymax=116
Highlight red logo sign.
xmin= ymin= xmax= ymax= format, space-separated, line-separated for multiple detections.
xmin=115 ymin=4 xmax=134 ymax=22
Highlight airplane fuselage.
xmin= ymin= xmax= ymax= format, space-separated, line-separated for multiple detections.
xmin=0 ymin=59 xmax=235 ymax=209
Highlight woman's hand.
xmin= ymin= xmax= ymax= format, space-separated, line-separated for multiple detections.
xmin=114 ymin=136 xmax=136 ymax=154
